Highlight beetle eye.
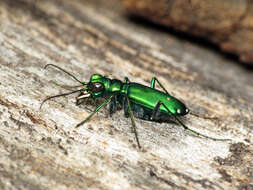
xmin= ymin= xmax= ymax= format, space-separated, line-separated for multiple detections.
xmin=89 ymin=82 xmax=104 ymax=93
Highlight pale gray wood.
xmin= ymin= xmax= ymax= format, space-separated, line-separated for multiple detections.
xmin=0 ymin=0 xmax=252 ymax=189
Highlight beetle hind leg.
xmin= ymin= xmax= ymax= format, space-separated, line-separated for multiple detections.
xmin=75 ymin=94 xmax=114 ymax=128
xmin=150 ymin=101 xmax=162 ymax=121
xmin=150 ymin=101 xmax=174 ymax=122
xmin=150 ymin=77 xmax=171 ymax=95
xmin=150 ymin=100 xmax=230 ymax=141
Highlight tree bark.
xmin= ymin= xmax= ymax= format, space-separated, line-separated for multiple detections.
xmin=0 ymin=0 xmax=252 ymax=189
xmin=123 ymin=0 xmax=253 ymax=64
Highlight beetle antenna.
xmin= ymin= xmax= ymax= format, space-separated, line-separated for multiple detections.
xmin=44 ymin=64 xmax=88 ymax=85
xmin=40 ymin=89 xmax=84 ymax=109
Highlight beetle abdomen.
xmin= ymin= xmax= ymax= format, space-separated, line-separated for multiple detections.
xmin=126 ymin=83 xmax=188 ymax=116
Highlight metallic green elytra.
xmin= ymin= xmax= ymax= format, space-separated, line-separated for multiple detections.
xmin=41 ymin=64 xmax=230 ymax=149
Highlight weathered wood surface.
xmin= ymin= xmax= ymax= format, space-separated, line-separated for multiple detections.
xmin=123 ymin=0 xmax=253 ymax=64
xmin=0 ymin=0 xmax=253 ymax=189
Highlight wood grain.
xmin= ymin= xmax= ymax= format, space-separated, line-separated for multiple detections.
xmin=0 ymin=0 xmax=252 ymax=189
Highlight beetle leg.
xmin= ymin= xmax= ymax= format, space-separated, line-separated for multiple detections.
xmin=125 ymin=95 xmax=141 ymax=149
xmin=124 ymin=77 xmax=130 ymax=83
xmin=150 ymin=101 xmax=162 ymax=121
xmin=158 ymin=101 xmax=230 ymax=141
xmin=76 ymin=94 xmax=115 ymax=128
xmin=109 ymin=95 xmax=117 ymax=116
xmin=150 ymin=77 xmax=171 ymax=95
xmin=190 ymin=112 xmax=218 ymax=120
xmin=123 ymin=96 xmax=129 ymax=118
xmin=151 ymin=78 xmax=218 ymax=121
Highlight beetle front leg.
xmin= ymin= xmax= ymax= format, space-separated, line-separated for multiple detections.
xmin=76 ymin=94 xmax=114 ymax=128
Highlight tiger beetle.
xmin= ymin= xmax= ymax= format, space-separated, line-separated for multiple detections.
xmin=41 ymin=64 xmax=230 ymax=149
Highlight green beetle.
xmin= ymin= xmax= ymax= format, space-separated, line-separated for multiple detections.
xmin=41 ymin=64 xmax=229 ymax=148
